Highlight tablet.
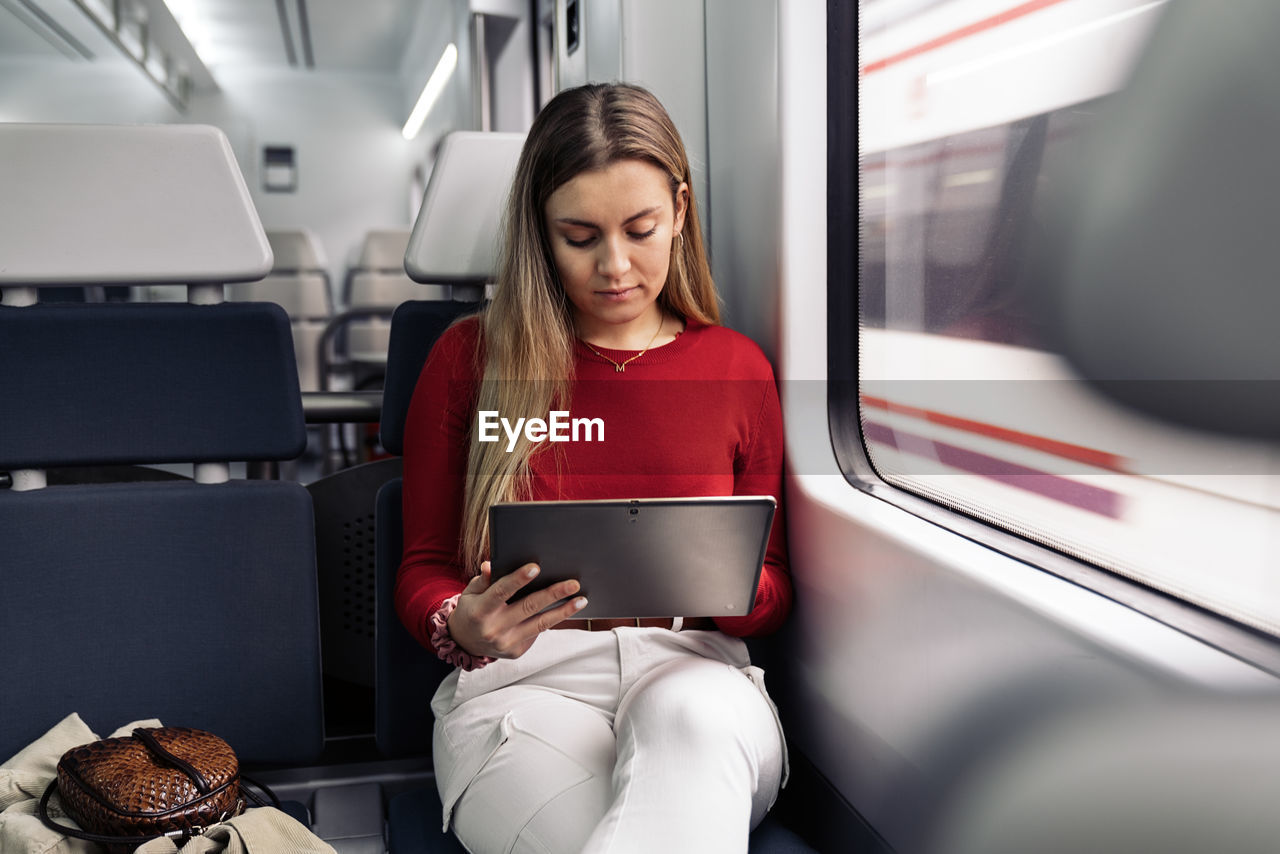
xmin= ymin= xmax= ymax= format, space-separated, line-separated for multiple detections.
xmin=489 ymin=496 xmax=776 ymax=619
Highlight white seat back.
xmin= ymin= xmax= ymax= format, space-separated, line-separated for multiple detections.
xmin=405 ymin=132 xmax=524 ymax=286
xmin=0 ymin=124 xmax=272 ymax=289
xmin=229 ymin=229 xmax=332 ymax=319
xmin=224 ymin=229 xmax=331 ymax=390
xmin=228 ymin=273 xmax=331 ymax=319
xmin=343 ymin=230 xmax=415 ymax=366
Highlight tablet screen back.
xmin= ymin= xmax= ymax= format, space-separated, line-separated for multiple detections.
xmin=489 ymin=496 xmax=775 ymax=619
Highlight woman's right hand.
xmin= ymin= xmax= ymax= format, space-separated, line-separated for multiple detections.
xmin=447 ymin=561 xmax=588 ymax=659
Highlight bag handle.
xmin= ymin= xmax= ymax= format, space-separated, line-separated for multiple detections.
xmin=132 ymin=728 xmax=213 ymax=794
xmin=38 ymin=778 xmax=190 ymax=846
xmin=240 ymin=773 xmax=283 ymax=810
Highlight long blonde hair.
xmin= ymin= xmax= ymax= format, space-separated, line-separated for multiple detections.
xmin=458 ymin=83 xmax=719 ymax=573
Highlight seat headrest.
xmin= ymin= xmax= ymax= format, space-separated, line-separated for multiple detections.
xmin=266 ymin=229 xmax=327 ymax=272
xmin=0 ymin=124 xmax=271 ymax=285
xmin=405 ymin=132 xmax=524 ymax=285
xmin=0 ymin=303 xmax=305 ymax=467
xmin=358 ymin=229 xmax=412 ymax=271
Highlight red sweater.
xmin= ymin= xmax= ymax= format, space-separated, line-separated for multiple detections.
xmin=395 ymin=315 xmax=791 ymax=651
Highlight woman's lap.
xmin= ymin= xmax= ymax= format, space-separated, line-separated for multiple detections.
xmin=433 ymin=629 xmax=785 ymax=854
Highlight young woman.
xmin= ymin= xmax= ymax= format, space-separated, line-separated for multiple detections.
xmin=396 ymin=82 xmax=791 ymax=853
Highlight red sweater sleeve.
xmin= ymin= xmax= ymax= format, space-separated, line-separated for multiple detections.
xmin=394 ymin=320 xmax=478 ymax=651
xmin=713 ymin=369 xmax=792 ymax=637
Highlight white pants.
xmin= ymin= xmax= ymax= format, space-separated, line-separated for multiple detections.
xmin=431 ymin=627 xmax=788 ymax=854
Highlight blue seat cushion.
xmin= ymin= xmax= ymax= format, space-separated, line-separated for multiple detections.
xmin=750 ymin=815 xmax=820 ymax=853
xmin=387 ymin=786 xmax=466 ymax=854
xmin=1 ymin=480 xmax=324 ymax=765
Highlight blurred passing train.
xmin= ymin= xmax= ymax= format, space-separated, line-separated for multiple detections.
xmin=859 ymin=0 xmax=1279 ymax=647
xmin=2 ymin=0 xmax=1278 ymax=851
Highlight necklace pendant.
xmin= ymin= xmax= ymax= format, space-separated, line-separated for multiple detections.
xmin=616 ymin=364 xmax=625 ymax=373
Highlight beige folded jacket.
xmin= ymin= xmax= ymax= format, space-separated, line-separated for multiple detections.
xmin=0 ymin=714 xmax=336 ymax=854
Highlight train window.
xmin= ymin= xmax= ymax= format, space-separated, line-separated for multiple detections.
xmin=851 ymin=1 xmax=1280 ymax=635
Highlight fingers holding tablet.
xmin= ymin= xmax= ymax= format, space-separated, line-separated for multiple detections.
xmin=449 ymin=561 xmax=588 ymax=659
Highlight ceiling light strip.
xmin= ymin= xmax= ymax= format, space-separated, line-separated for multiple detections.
xmin=402 ymin=43 xmax=458 ymax=140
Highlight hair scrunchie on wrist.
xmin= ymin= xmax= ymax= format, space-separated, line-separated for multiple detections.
xmin=429 ymin=593 xmax=496 ymax=671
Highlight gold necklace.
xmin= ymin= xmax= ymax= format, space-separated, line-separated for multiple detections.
xmin=582 ymin=315 xmax=664 ymax=372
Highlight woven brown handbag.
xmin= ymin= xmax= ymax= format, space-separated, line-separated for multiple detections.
xmin=38 ymin=726 xmax=278 ymax=851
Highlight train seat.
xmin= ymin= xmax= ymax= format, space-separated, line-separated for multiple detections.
xmin=322 ymin=208 xmax=495 ymax=396
xmin=0 ymin=123 xmax=322 ymax=776
xmin=226 ymin=228 xmax=333 ymax=392
xmin=376 ymin=130 xmax=524 ymax=459
xmin=371 ymin=127 xmax=525 ymax=736
xmin=320 ymin=228 xmax=466 ymax=398
xmin=358 ymin=130 xmax=509 ymax=852
xmin=340 ymin=229 xmax=424 ymax=371
xmin=302 ymin=294 xmax=479 ymax=694
xmin=300 ymin=135 xmax=518 ymax=748
xmin=0 ymin=123 xmax=465 ymax=852
xmin=305 ymin=132 xmax=510 ymax=698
